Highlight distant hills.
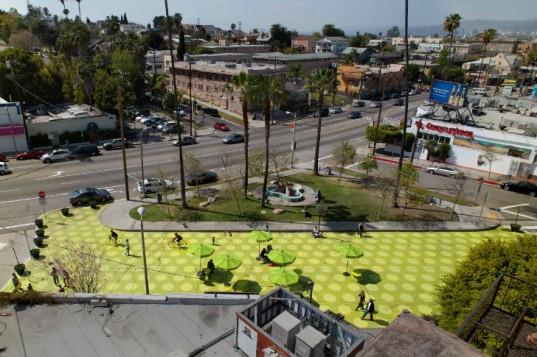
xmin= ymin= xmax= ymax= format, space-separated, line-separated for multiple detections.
xmin=410 ymin=19 xmax=537 ymax=36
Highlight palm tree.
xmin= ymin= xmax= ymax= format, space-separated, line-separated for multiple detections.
xmin=443 ymin=13 xmax=462 ymax=80
xmin=286 ymin=64 xmax=304 ymax=84
xmin=232 ymin=72 xmax=255 ymax=198
xmin=250 ymin=75 xmax=285 ymax=208
xmin=477 ymin=28 xmax=496 ymax=86
xmin=305 ymin=68 xmax=338 ymax=175
xmin=75 ymin=0 xmax=82 ymax=19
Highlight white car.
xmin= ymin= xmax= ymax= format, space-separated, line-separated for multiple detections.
xmin=139 ymin=116 xmax=154 ymax=124
xmin=137 ymin=177 xmax=176 ymax=194
xmin=369 ymin=101 xmax=381 ymax=108
xmin=41 ymin=149 xmax=72 ymax=163
xmin=0 ymin=162 xmax=10 ymax=175
xmin=159 ymin=121 xmax=176 ymax=131
xmin=328 ymin=106 xmax=343 ymax=114
xmin=426 ymin=166 xmax=464 ymax=178
xmin=135 ymin=114 xmax=151 ymax=122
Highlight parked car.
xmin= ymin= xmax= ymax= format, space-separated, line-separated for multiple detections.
xmin=137 ymin=115 xmax=152 ymax=123
xmin=203 ymin=108 xmax=219 ymax=117
xmin=223 ymin=133 xmax=244 ymax=144
xmin=69 ymin=187 xmax=113 ymax=206
xmin=163 ymin=123 xmax=182 ymax=134
xmin=213 ymin=122 xmax=230 ymax=131
xmin=160 ymin=120 xmax=176 ymax=131
xmin=391 ymin=92 xmax=401 ymax=99
xmin=393 ymin=98 xmax=404 ymax=106
xmin=41 ymin=149 xmax=72 ymax=163
xmin=137 ymin=177 xmax=176 ymax=194
xmin=186 ymin=171 xmax=218 ymax=186
xmin=352 ymin=100 xmax=365 ymax=108
xmin=369 ymin=101 xmax=381 ymax=108
xmin=347 ymin=111 xmax=362 ymax=119
xmin=172 ymin=136 xmax=197 ymax=146
xmin=500 ymin=181 xmax=537 ymax=197
xmin=103 ymin=139 xmax=133 ymax=150
xmin=328 ymin=106 xmax=343 ymax=114
xmin=0 ymin=153 xmax=7 ymax=161
xmin=149 ymin=117 xmax=165 ymax=129
xmin=0 ymin=162 xmax=10 ymax=175
xmin=15 ymin=150 xmax=45 ymax=160
xmin=71 ymin=144 xmax=100 ymax=158
xmin=426 ymin=166 xmax=464 ymax=178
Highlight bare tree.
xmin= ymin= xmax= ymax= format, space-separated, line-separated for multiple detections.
xmin=481 ymin=151 xmax=498 ymax=179
xmin=248 ymin=148 xmax=265 ymax=179
xmin=394 ymin=162 xmax=420 ymax=208
xmin=156 ymin=166 xmax=172 ymax=219
xmin=183 ymin=152 xmax=204 ymax=197
xmin=332 ymin=142 xmax=356 ymax=187
xmin=9 ymin=30 xmax=41 ymax=51
xmin=53 ymin=243 xmax=103 ymax=293
xmin=449 ymin=175 xmax=466 ymax=220
xmin=220 ymin=152 xmax=243 ymax=215
xmin=269 ymin=149 xmax=292 ymax=182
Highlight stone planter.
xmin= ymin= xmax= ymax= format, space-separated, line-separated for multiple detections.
xmin=61 ymin=207 xmax=70 ymax=216
xmin=14 ymin=263 xmax=26 ymax=276
xmin=34 ymin=237 xmax=44 ymax=248
xmin=90 ymin=201 xmax=98 ymax=209
xmin=35 ymin=219 xmax=44 ymax=229
xmin=511 ymin=223 xmax=522 ymax=232
xmin=35 ymin=229 xmax=45 ymax=238
xmin=30 ymin=248 xmax=40 ymax=259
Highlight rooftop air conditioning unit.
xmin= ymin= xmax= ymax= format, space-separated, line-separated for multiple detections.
xmin=271 ymin=311 xmax=301 ymax=352
xmin=225 ymin=63 xmax=237 ymax=69
xmin=294 ymin=326 xmax=327 ymax=357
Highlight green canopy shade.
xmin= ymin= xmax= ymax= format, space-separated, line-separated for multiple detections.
xmin=214 ymin=253 xmax=242 ymax=270
xmin=337 ymin=243 xmax=364 ymax=275
xmin=267 ymin=249 xmax=296 ymax=266
xmin=269 ymin=268 xmax=299 ymax=286
xmin=189 ymin=243 xmax=215 ymax=271
xmin=248 ymin=231 xmax=272 ymax=254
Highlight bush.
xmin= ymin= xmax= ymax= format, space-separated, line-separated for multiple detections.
xmin=30 ymin=248 xmax=40 ymax=259
xmin=437 ymin=143 xmax=451 ymax=162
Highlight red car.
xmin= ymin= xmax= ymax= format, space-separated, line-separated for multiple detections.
xmin=213 ymin=122 xmax=230 ymax=131
xmin=0 ymin=153 xmax=6 ymax=161
xmin=15 ymin=150 xmax=45 ymax=160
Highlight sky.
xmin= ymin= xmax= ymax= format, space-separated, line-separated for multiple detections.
xmin=2 ymin=0 xmax=537 ymax=34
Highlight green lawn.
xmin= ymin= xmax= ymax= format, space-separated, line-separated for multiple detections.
xmin=7 ymin=206 xmax=520 ymax=328
xmin=131 ymin=173 xmax=454 ymax=222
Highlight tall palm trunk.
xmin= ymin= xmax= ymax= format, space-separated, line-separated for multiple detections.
xmin=447 ymin=31 xmax=455 ymax=80
xmin=477 ymin=44 xmax=486 ymax=86
xmin=261 ymin=99 xmax=271 ymax=208
xmin=242 ymin=98 xmax=249 ymax=198
xmin=77 ymin=1 xmax=81 ymax=19
xmin=313 ymin=92 xmax=324 ymax=175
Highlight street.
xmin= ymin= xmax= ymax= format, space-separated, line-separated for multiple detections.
xmin=1 ymin=93 xmax=535 ymax=228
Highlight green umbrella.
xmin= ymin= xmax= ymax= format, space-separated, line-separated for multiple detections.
xmin=214 ymin=253 xmax=242 ymax=270
xmin=189 ymin=243 xmax=215 ymax=271
xmin=337 ymin=243 xmax=364 ymax=276
xmin=269 ymin=268 xmax=299 ymax=286
xmin=248 ymin=230 xmax=272 ymax=254
xmin=267 ymin=249 xmax=296 ymax=266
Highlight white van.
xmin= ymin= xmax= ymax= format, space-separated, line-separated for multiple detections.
xmin=472 ymin=88 xmax=487 ymax=97
xmin=0 ymin=162 xmax=10 ymax=175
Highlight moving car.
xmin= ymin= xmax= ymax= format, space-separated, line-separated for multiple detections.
xmin=41 ymin=149 xmax=72 ymax=163
xmin=393 ymin=98 xmax=404 ymax=106
xmin=172 ymin=136 xmax=197 ymax=146
xmin=347 ymin=111 xmax=362 ymax=119
xmin=426 ymin=166 xmax=464 ymax=178
xmin=186 ymin=171 xmax=218 ymax=186
xmin=0 ymin=153 xmax=7 ymax=161
xmin=213 ymin=122 xmax=230 ymax=131
xmin=369 ymin=101 xmax=381 ymax=108
xmin=203 ymin=108 xmax=219 ymax=117
xmin=352 ymin=100 xmax=365 ymax=108
xmin=69 ymin=187 xmax=113 ymax=206
xmin=0 ymin=162 xmax=9 ymax=175
xmin=137 ymin=177 xmax=176 ymax=194
xmin=15 ymin=150 xmax=45 ymax=160
xmin=71 ymin=144 xmax=100 ymax=158
xmin=223 ymin=133 xmax=244 ymax=144
xmin=500 ymin=181 xmax=537 ymax=197
xmin=328 ymin=106 xmax=343 ymax=114
xmin=103 ymin=139 xmax=133 ymax=150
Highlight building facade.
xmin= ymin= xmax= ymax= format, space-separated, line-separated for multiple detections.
xmin=486 ymin=40 xmax=518 ymax=55
xmin=315 ymin=37 xmax=349 ymax=55
xmin=418 ymin=43 xmax=444 ymax=53
xmin=145 ymin=50 xmax=165 ymax=76
xmin=201 ymin=44 xmax=271 ymax=54
xmin=0 ymin=99 xmax=28 ymax=153
xmin=337 ymin=64 xmax=406 ymax=99
xmin=252 ymin=52 xmax=337 ymax=74
xmin=291 ymin=36 xmax=316 ymax=53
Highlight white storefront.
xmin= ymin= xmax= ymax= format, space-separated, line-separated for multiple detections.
xmin=408 ymin=118 xmax=537 ymax=178
xmin=0 ymin=99 xmax=28 ymax=153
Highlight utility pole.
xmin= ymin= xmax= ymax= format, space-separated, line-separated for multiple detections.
xmin=117 ymin=83 xmax=130 ymax=200
xmin=189 ymin=60 xmax=193 ymax=137
xmin=371 ymin=45 xmax=385 ymax=154
xmin=392 ymin=0 xmax=410 ymax=208
xmin=164 ymin=0 xmax=187 ymax=208
xmin=140 ymin=129 xmax=146 ymax=197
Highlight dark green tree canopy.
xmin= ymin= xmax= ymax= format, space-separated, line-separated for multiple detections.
xmin=322 ymin=24 xmax=345 ymax=37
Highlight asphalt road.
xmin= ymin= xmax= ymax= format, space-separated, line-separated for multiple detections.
xmin=2 ymin=93 xmax=535 ymax=228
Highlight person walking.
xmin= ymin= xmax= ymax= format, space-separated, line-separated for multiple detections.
xmin=361 ymin=298 xmax=375 ymax=321
xmin=355 ymin=290 xmax=366 ymax=311
xmin=27 ymin=283 xmax=33 ymax=291
xmin=358 ymin=222 xmax=364 ymax=238
xmin=110 ymin=229 xmax=118 ymax=244
xmin=124 ymin=239 xmax=130 ymax=256
xmin=61 ymin=269 xmax=71 ymax=288
xmin=51 ymin=266 xmax=60 ymax=286
xmin=11 ymin=273 xmax=22 ymax=292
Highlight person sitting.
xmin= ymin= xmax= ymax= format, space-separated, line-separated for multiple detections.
xmin=266 ymin=244 xmax=273 ymax=253
xmin=207 ymin=259 xmax=215 ymax=278
xmin=174 ymin=233 xmax=183 ymax=245
xmin=259 ymin=248 xmax=268 ymax=263
xmin=312 ymin=226 xmax=321 ymax=238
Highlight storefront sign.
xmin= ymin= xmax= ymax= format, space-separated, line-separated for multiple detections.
xmin=237 ymin=318 xmax=258 ymax=357
xmin=0 ymin=125 xmax=25 ymax=136
xmin=416 ymin=121 xmax=473 ymax=139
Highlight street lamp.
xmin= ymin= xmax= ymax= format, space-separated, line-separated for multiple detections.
xmin=137 ymin=206 xmax=150 ymax=295
xmin=140 ymin=129 xmax=146 ymax=198
xmin=285 ymin=111 xmax=297 ymax=168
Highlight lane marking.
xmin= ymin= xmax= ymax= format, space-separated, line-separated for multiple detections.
xmin=0 ymin=223 xmax=33 ymax=230
xmin=500 ymin=209 xmax=537 ymax=221
xmin=60 ymin=180 xmax=82 ymax=185
xmin=0 ymin=189 xmax=20 ymax=193
xmin=499 ymin=203 xmax=531 ymax=210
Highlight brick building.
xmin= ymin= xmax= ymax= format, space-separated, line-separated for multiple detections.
xmin=252 ymin=52 xmax=337 ymax=75
xmin=291 ymin=36 xmax=316 ymax=53
xmin=337 ymin=64 xmax=406 ymax=99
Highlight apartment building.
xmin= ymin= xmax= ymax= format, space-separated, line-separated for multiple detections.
xmin=315 ymin=37 xmax=349 ymax=55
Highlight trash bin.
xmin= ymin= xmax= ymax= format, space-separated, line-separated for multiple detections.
xmin=157 ymin=193 xmax=162 ymax=203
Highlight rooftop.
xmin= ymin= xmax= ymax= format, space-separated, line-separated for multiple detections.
xmin=203 ymin=44 xmax=270 ymax=49
xmin=27 ymin=104 xmax=113 ymax=124
xmin=253 ymin=52 xmax=338 ymax=61
xmin=173 ymin=60 xmax=286 ymax=75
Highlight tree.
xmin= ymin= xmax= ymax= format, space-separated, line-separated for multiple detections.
xmin=286 ymin=64 xmax=304 ymax=83
xmin=250 ymin=75 xmax=285 ymax=207
xmin=175 ymin=13 xmax=186 ymax=61
xmin=322 ymin=24 xmax=345 ymax=37
xmin=477 ymin=28 xmax=497 ymax=85
xmin=231 ymin=23 xmax=236 ymax=31
xmin=269 ymin=149 xmax=292 ymax=182
xmin=359 ymin=154 xmax=378 ymax=180
xmin=306 ymin=68 xmax=338 ymax=175
xmin=437 ymin=143 xmax=451 ymax=162
xmin=232 ymin=72 xmax=255 ymax=198
xmin=269 ymin=24 xmax=293 ymax=50
xmin=449 ymin=175 xmax=466 ymax=220
xmin=56 ymin=19 xmax=90 ymax=58
xmin=406 ymin=63 xmax=421 ymax=83
xmin=312 ymin=31 xmax=321 ymax=39
xmin=183 ymin=152 xmax=204 ymax=197
xmin=9 ymin=30 xmax=40 ymax=51
xmin=75 ymin=0 xmax=82 ymax=20
xmin=248 ymin=148 xmax=265 ymax=178
xmin=332 ymin=142 xmax=356 ymax=186
xmin=53 ymin=242 xmax=104 ymax=293
xmin=436 ymin=235 xmax=537 ymax=333
xmin=153 ymin=15 xmax=167 ymax=29
xmin=220 ymin=152 xmax=243 ymax=215
xmin=397 ymin=162 xmax=419 ymax=207
xmin=481 ymin=150 xmax=498 ymax=179
xmin=162 ymin=91 xmax=177 ymax=113
xmin=104 ymin=15 xmax=121 ymax=39
xmin=443 ymin=13 xmax=462 ymax=80
xmin=386 ymin=26 xmax=400 ymax=37
xmin=349 ymin=34 xmax=367 ymax=47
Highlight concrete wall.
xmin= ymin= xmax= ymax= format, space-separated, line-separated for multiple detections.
xmin=0 ymin=101 xmax=28 ymax=153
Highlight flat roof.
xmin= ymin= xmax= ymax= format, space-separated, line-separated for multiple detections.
xmin=253 ymin=52 xmax=337 ymax=61
xmin=28 ymin=104 xmax=111 ymax=124
xmin=173 ymin=60 xmax=286 ymax=75
xmin=1 ymin=298 xmax=249 ymax=357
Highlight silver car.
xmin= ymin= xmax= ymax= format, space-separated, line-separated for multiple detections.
xmin=41 ymin=149 xmax=72 ymax=163
xmin=426 ymin=166 xmax=464 ymax=178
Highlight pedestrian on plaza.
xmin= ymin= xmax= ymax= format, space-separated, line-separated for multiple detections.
xmin=207 ymin=259 xmax=215 ymax=278
xmin=27 ymin=283 xmax=33 ymax=291
xmin=355 ymin=290 xmax=366 ymax=311
xmin=110 ymin=229 xmax=118 ymax=244
xmin=11 ymin=273 xmax=22 ymax=292
xmin=361 ymin=299 xmax=375 ymax=321
xmin=58 ymin=286 xmax=65 ymax=293
xmin=124 ymin=239 xmax=130 ymax=256
xmin=212 ymin=236 xmax=216 ymax=245
xmin=358 ymin=223 xmax=364 ymax=238
xmin=51 ymin=267 xmax=60 ymax=286
xmin=61 ymin=269 xmax=71 ymax=288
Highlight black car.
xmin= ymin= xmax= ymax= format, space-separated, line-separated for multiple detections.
xmin=203 ymin=108 xmax=220 ymax=117
xmin=500 ymin=181 xmax=537 ymax=197
xmin=173 ymin=136 xmax=197 ymax=146
xmin=347 ymin=111 xmax=362 ymax=119
xmin=150 ymin=118 xmax=165 ymax=129
xmin=186 ymin=171 xmax=218 ymax=186
xmin=310 ymin=108 xmax=329 ymax=118
xmin=69 ymin=187 xmax=113 ymax=206
xmin=223 ymin=133 xmax=244 ymax=144
xmin=391 ymin=92 xmax=401 ymax=99
xmin=393 ymin=98 xmax=404 ymax=106
xmin=71 ymin=144 xmax=100 ymax=158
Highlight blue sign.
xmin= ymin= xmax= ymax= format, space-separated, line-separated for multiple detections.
xmin=429 ymin=80 xmax=468 ymax=107
xmin=532 ymin=85 xmax=537 ymax=98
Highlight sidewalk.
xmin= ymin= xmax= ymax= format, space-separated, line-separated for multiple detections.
xmin=0 ymin=230 xmax=34 ymax=291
